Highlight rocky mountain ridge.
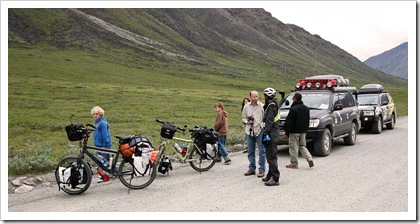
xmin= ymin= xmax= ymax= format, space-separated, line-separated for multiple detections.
xmin=364 ymin=42 xmax=408 ymax=79
xmin=8 ymin=8 xmax=407 ymax=86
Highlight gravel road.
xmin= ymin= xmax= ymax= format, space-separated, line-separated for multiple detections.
xmin=6 ymin=116 xmax=413 ymax=221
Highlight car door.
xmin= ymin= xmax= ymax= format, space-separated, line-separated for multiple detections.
xmin=387 ymin=94 xmax=396 ymax=117
xmin=380 ymin=93 xmax=390 ymax=122
xmin=331 ymin=93 xmax=348 ymax=135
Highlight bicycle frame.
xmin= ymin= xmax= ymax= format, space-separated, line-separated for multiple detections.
xmin=159 ymin=136 xmax=204 ymax=163
xmin=76 ymin=139 xmax=122 ymax=176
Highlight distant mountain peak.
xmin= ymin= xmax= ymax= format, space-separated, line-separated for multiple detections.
xmin=364 ymin=42 xmax=408 ymax=79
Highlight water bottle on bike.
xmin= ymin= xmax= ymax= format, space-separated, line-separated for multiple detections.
xmin=182 ymin=143 xmax=188 ymax=156
xmin=173 ymin=142 xmax=182 ymax=153
xmin=97 ymin=154 xmax=109 ymax=167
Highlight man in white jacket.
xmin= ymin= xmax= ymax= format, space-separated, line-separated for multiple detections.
xmin=242 ymin=90 xmax=266 ymax=178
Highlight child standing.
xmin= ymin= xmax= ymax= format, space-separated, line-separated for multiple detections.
xmin=91 ymin=106 xmax=112 ymax=182
xmin=214 ymin=102 xmax=231 ymax=165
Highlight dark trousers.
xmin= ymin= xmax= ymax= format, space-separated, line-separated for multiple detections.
xmin=265 ymin=133 xmax=280 ymax=182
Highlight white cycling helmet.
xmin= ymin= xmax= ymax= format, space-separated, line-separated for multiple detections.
xmin=263 ymin=87 xmax=276 ymax=97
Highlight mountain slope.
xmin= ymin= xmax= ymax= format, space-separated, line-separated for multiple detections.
xmin=364 ymin=42 xmax=408 ymax=79
xmin=8 ymin=8 xmax=407 ymax=86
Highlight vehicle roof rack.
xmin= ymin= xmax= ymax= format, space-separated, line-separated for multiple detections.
xmin=306 ymin=74 xmax=350 ymax=87
xmin=358 ymin=84 xmax=386 ymax=93
xmin=334 ymin=87 xmax=358 ymax=93
xmin=295 ymin=74 xmax=351 ymax=91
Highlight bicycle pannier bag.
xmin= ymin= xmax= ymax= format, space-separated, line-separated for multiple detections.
xmin=58 ymin=167 xmax=71 ymax=184
xmin=158 ymin=156 xmax=172 ymax=174
xmin=129 ymin=135 xmax=154 ymax=157
xmin=129 ymin=135 xmax=152 ymax=147
xmin=206 ymin=143 xmax=218 ymax=159
xmin=65 ymin=123 xmax=85 ymax=141
xmin=160 ymin=124 xmax=176 ymax=139
xmin=202 ymin=129 xmax=219 ymax=144
xmin=69 ymin=164 xmax=81 ymax=189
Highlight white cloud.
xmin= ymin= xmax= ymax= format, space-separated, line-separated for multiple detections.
xmin=265 ymin=1 xmax=414 ymax=61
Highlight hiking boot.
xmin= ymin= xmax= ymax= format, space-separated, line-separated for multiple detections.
xmin=244 ymin=170 xmax=256 ymax=176
xmin=224 ymin=159 xmax=231 ymax=165
xmin=286 ymin=164 xmax=298 ymax=169
xmin=257 ymin=172 xmax=265 ymax=178
xmin=264 ymin=179 xmax=279 ymax=186
xmin=262 ymin=176 xmax=272 ymax=182
xmin=214 ymin=157 xmax=222 ymax=162
xmin=308 ymin=160 xmax=314 ymax=168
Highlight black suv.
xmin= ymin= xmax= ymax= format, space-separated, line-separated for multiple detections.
xmin=354 ymin=84 xmax=396 ymax=134
xmin=278 ymin=75 xmax=360 ymax=156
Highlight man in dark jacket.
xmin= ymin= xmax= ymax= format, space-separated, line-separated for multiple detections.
xmin=284 ymin=93 xmax=314 ymax=169
xmin=261 ymin=88 xmax=280 ymax=186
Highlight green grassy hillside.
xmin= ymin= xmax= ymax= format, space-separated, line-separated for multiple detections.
xmin=8 ymin=46 xmax=289 ymax=175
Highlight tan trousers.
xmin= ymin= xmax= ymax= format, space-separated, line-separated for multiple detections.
xmin=288 ymin=133 xmax=312 ymax=166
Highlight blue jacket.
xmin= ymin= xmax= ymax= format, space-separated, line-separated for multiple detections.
xmin=93 ymin=117 xmax=112 ymax=147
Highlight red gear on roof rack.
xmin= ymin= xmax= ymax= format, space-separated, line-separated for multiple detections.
xmin=295 ymin=74 xmax=350 ymax=90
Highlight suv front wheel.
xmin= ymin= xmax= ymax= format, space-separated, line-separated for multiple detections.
xmin=313 ymin=129 xmax=332 ymax=157
xmin=372 ymin=117 xmax=383 ymax=134
xmin=386 ymin=114 xmax=395 ymax=129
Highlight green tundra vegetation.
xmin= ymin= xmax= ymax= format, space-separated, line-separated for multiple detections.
xmin=7 ymin=8 xmax=408 ymax=176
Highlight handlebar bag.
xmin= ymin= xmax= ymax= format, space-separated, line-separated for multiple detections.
xmin=65 ymin=124 xmax=85 ymax=141
xmin=160 ymin=123 xmax=176 ymax=139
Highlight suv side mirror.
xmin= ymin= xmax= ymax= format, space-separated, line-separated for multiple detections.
xmin=285 ymin=100 xmax=290 ymax=106
xmin=333 ymin=103 xmax=343 ymax=111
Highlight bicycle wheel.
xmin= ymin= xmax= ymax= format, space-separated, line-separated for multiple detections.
xmin=55 ymin=156 xmax=92 ymax=195
xmin=189 ymin=145 xmax=216 ymax=172
xmin=118 ymin=156 xmax=157 ymax=190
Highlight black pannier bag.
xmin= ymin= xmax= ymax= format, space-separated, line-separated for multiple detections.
xmin=69 ymin=163 xmax=81 ymax=189
xmin=160 ymin=123 xmax=177 ymax=139
xmin=65 ymin=123 xmax=85 ymax=141
xmin=201 ymin=129 xmax=219 ymax=144
xmin=191 ymin=126 xmax=219 ymax=144
xmin=158 ymin=156 xmax=172 ymax=174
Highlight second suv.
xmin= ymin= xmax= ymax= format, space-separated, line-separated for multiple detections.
xmin=278 ymin=75 xmax=360 ymax=156
xmin=355 ymin=84 xmax=396 ymax=134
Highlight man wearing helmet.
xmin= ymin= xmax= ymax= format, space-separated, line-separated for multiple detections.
xmin=262 ymin=88 xmax=281 ymax=186
xmin=242 ymin=90 xmax=266 ymax=178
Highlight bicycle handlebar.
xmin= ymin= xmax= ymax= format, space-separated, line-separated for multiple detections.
xmin=86 ymin=123 xmax=96 ymax=131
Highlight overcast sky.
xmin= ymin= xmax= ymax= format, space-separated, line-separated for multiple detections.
xmin=264 ymin=1 xmax=414 ymax=61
